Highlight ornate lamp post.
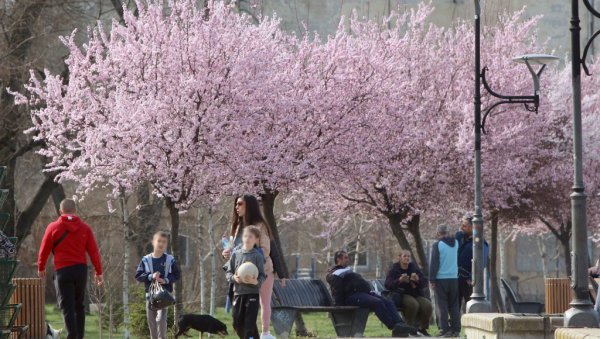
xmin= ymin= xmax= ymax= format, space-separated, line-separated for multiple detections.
xmin=564 ymin=0 xmax=600 ymax=327
xmin=467 ymin=0 xmax=558 ymax=313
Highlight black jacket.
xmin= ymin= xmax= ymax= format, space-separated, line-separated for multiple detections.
xmin=326 ymin=265 xmax=372 ymax=305
xmin=384 ymin=262 xmax=427 ymax=297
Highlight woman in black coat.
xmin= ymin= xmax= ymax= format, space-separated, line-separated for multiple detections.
xmin=384 ymin=250 xmax=433 ymax=336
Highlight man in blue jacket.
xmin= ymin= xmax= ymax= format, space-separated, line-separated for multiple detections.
xmin=430 ymin=224 xmax=460 ymax=337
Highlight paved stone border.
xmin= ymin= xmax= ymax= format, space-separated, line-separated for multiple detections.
xmin=462 ymin=313 xmax=563 ymax=339
xmin=555 ymin=328 xmax=600 ymax=339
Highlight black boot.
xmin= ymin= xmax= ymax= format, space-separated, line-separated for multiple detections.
xmin=392 ymin=323 xmax=417 ymax=337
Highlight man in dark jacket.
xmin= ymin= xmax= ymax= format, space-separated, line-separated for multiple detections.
xmin=326 ymin=251 xmax=415 ymax=337
xmin=456 ymin=215 xmax=489 ymax=309
xmin=430 ymin=224 xmax=460 ymax=337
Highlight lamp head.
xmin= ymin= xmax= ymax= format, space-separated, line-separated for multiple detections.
xmin=512 ymin=54 xmax=560 ymax=65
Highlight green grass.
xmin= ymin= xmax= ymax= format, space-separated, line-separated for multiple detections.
xmin=46 ymin=305 xmax=441 ymax=338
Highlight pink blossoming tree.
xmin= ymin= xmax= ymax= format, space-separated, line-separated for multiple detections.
xmin=14 ymin=0 xmax=289 ymax=314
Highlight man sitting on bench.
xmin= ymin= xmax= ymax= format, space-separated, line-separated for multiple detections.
xmin=326 ymin=250 xmax=416 ymax=337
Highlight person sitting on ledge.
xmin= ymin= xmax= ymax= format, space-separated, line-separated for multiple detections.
xmin=326 ymin=250 xmax=416 ymax=338
xmin=385 ymin=250 xmax=433 ymax=337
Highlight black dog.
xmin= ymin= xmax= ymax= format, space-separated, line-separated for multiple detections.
xmin=174 ymin=314 xmax=228 ymax=339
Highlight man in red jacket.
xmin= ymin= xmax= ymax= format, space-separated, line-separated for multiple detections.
xmin=38 ymin=199 xmax=103 ymax=339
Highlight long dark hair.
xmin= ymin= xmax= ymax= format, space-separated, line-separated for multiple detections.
xmin=230 ymin=194 xmax=272 ymax=239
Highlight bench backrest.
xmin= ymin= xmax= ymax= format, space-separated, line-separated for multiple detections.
xmin=371 ymin=279 xmax=385 ymax=293
xmin=501 ymin=278 xmax=520 ymax=304
xmin=272 ymin=279 xmax=333 ymax=307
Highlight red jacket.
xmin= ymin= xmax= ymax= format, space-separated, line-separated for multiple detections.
xmin=38 ymin=214 xmax=103 ymax=275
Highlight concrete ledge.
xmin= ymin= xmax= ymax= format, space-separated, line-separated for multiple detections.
xmin=555 ymin=328 xmax=600 ymax=339
xmin=462 ymin=313 xmax=564 ymax=339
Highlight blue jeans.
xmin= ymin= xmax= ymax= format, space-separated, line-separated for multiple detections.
xmin=345 ymin=292 xmax=403 ymax=329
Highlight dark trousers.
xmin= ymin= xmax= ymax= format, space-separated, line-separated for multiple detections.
xmin=433 ymin=279 xmax=460 ymax=333
xmin=232 ymin=294 xmax=260 ymax=339
xmin=345 ymin=292 xmax=403 ymax=329
xmin=458 ymin=277 xmax=472 ymax=309
xmin=55 ymin=264 xmax=88 ymax=339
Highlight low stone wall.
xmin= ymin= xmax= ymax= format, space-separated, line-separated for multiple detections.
xmin=462 ymin=313 xmax=564 ymax=339
xmin=555 ymin=328 xmax=600 ymax=339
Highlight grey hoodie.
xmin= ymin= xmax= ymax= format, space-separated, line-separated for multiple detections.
xmin=225 ymin=247 xmax=266 ymax=295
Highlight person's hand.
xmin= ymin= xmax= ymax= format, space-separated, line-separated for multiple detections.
xmin=410 ymin=273 xmax=419 ymax=282
xmin=152 ymin=272 xmax=161 ymax=280
xmin=467 ymin=279 xmax=473 ymax=286
xmin=233 ymin=275 xmax=241 ymax=284
xmin=95 ymin=274 xmax=104 ymax=286
xmin=156 ymin=277 xmax=166 ymax=284
xmin=280 ymin=278 xmax=287 ymax=288
xmin=222 ymin=248 xmax=232 ymax=260
xmin=399 ymin=274 xmax=410 ymax=283
xmin=38 ymin=270 xmax=46 ymax=279
xmin=240 ymin=275 xmax=254 ymax=285
xmin=430 ymin=282 xmax=436 ymax=289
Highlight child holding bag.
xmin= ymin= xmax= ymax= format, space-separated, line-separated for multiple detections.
xmin=135 ymin=231 xmax=181 ymax=339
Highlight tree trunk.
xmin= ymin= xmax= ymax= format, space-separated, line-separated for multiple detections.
xmin=259 ymin=191 xmax=290 ymax=276
xmin=387 ymin=213 xmax=414 ymax=256
xmin=489 ymin=212 xmax=504 ymax=312
xmin=560 ymin=233 xmax=572 ymax=277
xmin=499 ymin=230 xmax=510 ymax=307
xmin=1 ymin=157 xmax=62 ymax=247
xmin=1 ymin=158 xmax=17 ymax=236
xmin=51 ymin=184 xmax=66 ymax=215
xmin=259 ymin=191 xmax=309 ymax=337
xmin=376 ymin=251 xmax=382 ymax=279
xmin=134 ymin=184 xmax=163 ymax=257
xmin=405 ymin=214 xmax=429 ymax=278
xmin=119 ymin=196 xmax=131 ymax=339
xmin=539 ymin=217 xmax=572 ymax=277
xmin=166 ymin=198 xmax=183 ymax=319
xmin=353 ymin=219 xmax=363 ymax=271
xmin=197 ymin=209 xmax=206 ymax=313
xmin=537 ymin=235 xmax=549 ymax=279
xmin=208 ymin=207 xmax=217 ymax=317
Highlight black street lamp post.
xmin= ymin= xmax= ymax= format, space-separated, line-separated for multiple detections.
xmin=467 ymin=0 xmax=558 ymax=313
xmin=564 ymin=0 xmax=600 ymax=327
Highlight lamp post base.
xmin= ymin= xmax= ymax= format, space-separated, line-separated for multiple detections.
xmin=564 ymin=304 xmax=599 ymax=327
xmin=466 ymin=297 xmax=492 ymax=313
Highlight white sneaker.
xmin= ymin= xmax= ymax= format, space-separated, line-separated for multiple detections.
xmin=261 ymin=333 xmax=277 ymax=339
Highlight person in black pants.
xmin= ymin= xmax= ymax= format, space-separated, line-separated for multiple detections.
xmin=456 ymin=216 xmax=474 ymax=308
xmin=430 ymin=224 xmax=460 ymax=337
xmin=55 ymin=264 xmax=88 ymax=338
xmin=225 ymin=226 xmax=266 ymax=339
xmin=456 ymin=215 xmax=489 ymax=311
xmin=326 ymin=251 xmax=416 ymax=338
xmin=38 ymin=199 xmax=103 ymax=339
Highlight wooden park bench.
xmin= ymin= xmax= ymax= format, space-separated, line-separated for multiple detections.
xmin=271 ymin=279 xmax=369 ymax=338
